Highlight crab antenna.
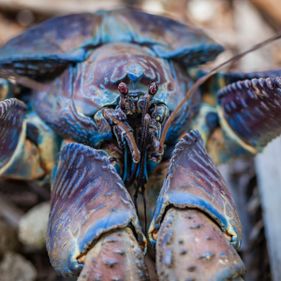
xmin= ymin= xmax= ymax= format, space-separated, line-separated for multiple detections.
xmin=159 ymin=32 xmax=281 ymax=152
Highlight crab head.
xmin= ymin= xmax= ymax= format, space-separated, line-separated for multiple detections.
xmin=87 ymin=43 xmax=196 ymax=184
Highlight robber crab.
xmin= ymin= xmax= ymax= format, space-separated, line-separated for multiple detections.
xmin=0 ymin=8 xmax=280 ymax=281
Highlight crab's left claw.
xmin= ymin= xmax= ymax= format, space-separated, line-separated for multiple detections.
xmin=149 ymin=130 xmax=245 ymax=281
xmin=217 ymin=76 xmax=281 ymax=153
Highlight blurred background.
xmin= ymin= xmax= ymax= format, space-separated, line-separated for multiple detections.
xmin=0 ymin=0 xmax=280 ymax=281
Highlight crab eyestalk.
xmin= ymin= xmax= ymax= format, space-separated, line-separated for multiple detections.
xmin=137 ymin=82 xmax=170 ymax=170
xmin=118 ymin=81 xmax=129 ymax=111
xmin=141 ymin=81 xmax=158 ymax=118
xmin=136 ymin=82 xmax=159 ymax=184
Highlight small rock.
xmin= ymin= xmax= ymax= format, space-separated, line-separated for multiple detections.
xmin=19 ymin=202 xmax=50 ymax=250
xmin=0 ymin=252 xmax=37 ymax=281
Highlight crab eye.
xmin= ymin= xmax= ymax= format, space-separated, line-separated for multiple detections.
xmin=118 ymin=82 xmax=128 ymax=95
xmin=149 ymin=82 xmax=158 ymax=95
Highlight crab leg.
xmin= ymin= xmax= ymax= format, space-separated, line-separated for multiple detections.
xmin=0 ymin=98 xmax=59 ymax=179
xmin=0 ymin=98 xmax=45 ymax=179
xmin=47 ymin=143 xmax=148 ymax=280
xmin=149 ymin=130 xmax=245 ymax=281
xmin=217 ymin=75 xmax=281 ymax=153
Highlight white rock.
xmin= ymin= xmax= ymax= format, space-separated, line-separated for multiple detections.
xmin=19 ymin=202 xmax=50 ymax=250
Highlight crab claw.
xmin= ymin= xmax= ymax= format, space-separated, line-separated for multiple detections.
xmin=47 ymin=143 xmax=147 ymax=279
xmin=157 ymin=209 xmax=245 ymax=281
xmin=78 ymin=228 xmax=148 ymax=281
xmin=149 ymin=130 xmax=245 ymax=281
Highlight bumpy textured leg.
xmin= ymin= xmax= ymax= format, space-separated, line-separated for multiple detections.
xmin=217 ymin=76 xmax=281 ymax=153
xmin=149 ymin=130 xmax=245 ymax=281
xmin=0 ymin=98 xmax=58 ymax=179
xmin=192 ymin=70 xmax=281 ymax=163
xmin=47 ymin=143 xmax=148 ymax=279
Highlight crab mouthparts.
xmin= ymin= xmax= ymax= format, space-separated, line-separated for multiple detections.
xmin=120 ymin=81 xmax=160 ymax=182
xmin=103 ymin=81 xmax=163 ymax=185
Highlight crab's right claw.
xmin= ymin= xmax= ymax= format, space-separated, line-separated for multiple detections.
xmin=47 ymin=143 xmax=148 ymax=280
xmin=217 ymin=76 xmax=281 ymax=153
xmin=149 ymin=130 xmax=245 ymax=281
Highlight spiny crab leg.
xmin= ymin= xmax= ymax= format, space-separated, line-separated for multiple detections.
xmin=149 ymin=130 xmax=245 ymax=281
xmin=217 ymin=76 xmax=281 ymax=153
